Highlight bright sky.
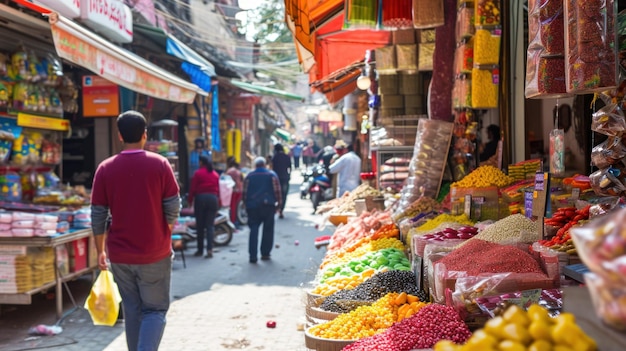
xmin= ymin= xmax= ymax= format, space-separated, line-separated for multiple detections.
xmin=236 ymin=0 xmax=266 ymax=41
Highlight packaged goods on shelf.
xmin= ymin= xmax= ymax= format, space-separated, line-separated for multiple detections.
xmin=395 ymin=44 xmax=418 ymax=71
xmin=471 ymin=67 xmax=499 ymax=108
xmin=473 ymin=28 xmax=501 ymax=66
xmin=412 ymin=0 xmax=444 ymax=28
xmin=456 ymin=3 xmax=475 ymax=41
xmin=528 ymin=0 xmax=565 ymax=56
xmin=475 ymin=0 xmax=500 ymax=26
xmin=452 ymin=76 xmax=471 ymax=109
xmin=565 ymin=0 xmax=617 ymax=93
xmin=419 ymin=29 xmax=436 ymax=43
xmin=454 ymin=39 xmax=473 ymax=75
xmin=375 ymin=46 xmax=397 ymax=74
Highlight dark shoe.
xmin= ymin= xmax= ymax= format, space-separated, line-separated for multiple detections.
xmin=261 ymin=256 xmax=271 ymax=261
xmin=193 ymin=251 xmax=202 ymax=257
xmin=279 ymin=213 xmax=284 ymax=219
xmin=204 ymin=251 xmax=213 ymax=259
xmin=249 ymin=258 xmax=258 ymax=263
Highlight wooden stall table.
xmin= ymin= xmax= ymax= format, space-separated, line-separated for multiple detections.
xmin=0 ymin=229 xmax=97 ymax=319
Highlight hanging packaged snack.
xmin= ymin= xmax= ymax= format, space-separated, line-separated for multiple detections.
xmin=413 ymin=0 xmax=445 ymax=29
xmin=0 ymin=171 xmax=22 ymax=202
xmin=565 ymin=0 xmax=617 ymax=93
xmin=344 ymin=0 xmax=379 ymax=29
xmin=589 ymin=167 xmax=626 ymax=196
xmin=454 ymin=38 xmax=474 ymax=75
xmin=549 ymin=128 xmax=565 ymax=176
xmin=591 ymin=104 xmax=626 ymax=136
xmin=456 ymin=3 xmax=475 ymax=42
xmin=471 ymin=66 xmax=499 ymax=108
xmin=475 ymin=0 xmax=500 ymax=26
xmin=525 ymin=50 xmax=569 ymax=98
xmin=473 ymin=28 xmax=501 ymax=66
xmin=591 ymin=136 xmax=626 ymax=169
xmin=529 ymin=0 xmax=565 ymax=56
xmin=382 ymin=0 xmax=413 ymax=29
xmin=41 ymin=139 xmax=61 ymax=165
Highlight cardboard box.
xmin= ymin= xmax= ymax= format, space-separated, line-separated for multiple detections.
xmin=396 ymin=44 xmax=418 ymax=71
xmin=68 ymin=238 xmax=88 ymax=273
xmin=392 ymin=28 xmax=416 ymax=44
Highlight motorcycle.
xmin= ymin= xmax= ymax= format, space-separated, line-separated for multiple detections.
xmin=301 ymin=164 xmax=334 ymax=212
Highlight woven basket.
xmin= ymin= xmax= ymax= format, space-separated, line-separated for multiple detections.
xmin=305 ymin=290 xmax=324 ymax=307
xmin=304 ymin=328 xmax=356 ymax=351
xmin=307 ymin=305 xmax=340 ymax=321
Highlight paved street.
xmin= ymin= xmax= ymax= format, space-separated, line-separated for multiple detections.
xmin=0 ymin=171 xmax=332 ymax=350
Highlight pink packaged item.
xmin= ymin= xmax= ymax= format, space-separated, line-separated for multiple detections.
xmin=0 ymin=231 xmax=12 ymax=237
xmin=0 ymin=213 xmax=12 ymax=223
xmin=35 ymin=221 xmax=57 ymax=231
xmin=35 ymin=214 xmax=59 ymax=223
xmin=0 ymin=223 xmax=10 ymax=231
xmin=34 ymin=229 xmax=56 ymax=237
xmin=12 ymin=212 xmax=35 ymax=221
xmin=12 ymin=220 xmax=34 ymax=229
xmin=12 ymin=228 xmax=34 ymax=237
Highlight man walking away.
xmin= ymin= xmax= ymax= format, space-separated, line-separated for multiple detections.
xmin=91 ymin=110 xmax=181 ymax=351
xmin=290 ymin=142 xmax=302 ymax=170
xmin=271 ymin=143 xmax=291 ymax=219
xmin=242 ymin=157 xmax=282 ymax=263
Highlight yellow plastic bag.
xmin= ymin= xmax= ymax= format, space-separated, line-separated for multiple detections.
xmin=84 ymin=270 xmax=122 ymax=326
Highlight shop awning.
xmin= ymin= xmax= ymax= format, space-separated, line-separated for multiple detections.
xmin=274 ymin=128 xmax=292 ymax=141
xmin=285 ymin=0 xmax=343 ymax=56
xmin=134 ymin=24 xmax=215 ymax=92
xmin=310 ymin=64 xmax=361 ymax=105
xmin=49 ymin=14 xmax=203 ymax=104
xmin=313 ymin=12 xmax=391 ymax=83
xmin=228 ymin=80 xmax=305 ymax=102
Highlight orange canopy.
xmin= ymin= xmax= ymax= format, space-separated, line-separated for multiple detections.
xmin=310 ymin=65 xmax=361 ymax=105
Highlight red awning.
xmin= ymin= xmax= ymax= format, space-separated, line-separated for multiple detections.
xmin=310 ymin=62 xmax=361 ymax=105
xmin=313 ymin=12 xmax=390 ymax=82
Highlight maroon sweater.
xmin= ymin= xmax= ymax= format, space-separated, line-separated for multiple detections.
xmin=189 ymin=167 xmax=220 ymax=200
xmin=91 ymin=150 xmax=179 ymax=264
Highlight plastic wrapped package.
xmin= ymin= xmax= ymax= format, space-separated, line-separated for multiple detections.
xmin=591 ymin=104 xmax=626 ymax=136
xmin=585 ymin=273 xmax=626 ymax=331
xmin=451 ymin=273 xmax=510 ymax=316
xmin=475 ymin=0 xmax=500 ymax=26
xmin=549 ymin=129 xmax=565 ymax=176
xmin=413 ymin=0 xmax=444 ymax=29
xmin=375 ymin=46 xmax=397 ymax=74
xmin=471 ymin=67 xmax=499 ymax=108
xmin=474 ymin=28 xmax=501 ymax=66
xmin=528 ymin=0 xmax=565 ymax=56
xmin=456 ymin=3 xmax=475 ymax=42
xmin=454 ymin=38 xmax=473 ymax=75
xmin=525 ymin=50 xmax=569 ymax=98
xmin=565 ymin=0 xmax=617 ymax=93
xmin=589 ymin=167 xmax=626 ymax=196
xmin=418 ymin=43 xmax=435 ymax=71
xmin=382 ymin=0 xmax=413 ymax=29
xmin=591 ymin=136 xmax=626 ymax=169
xmin=344 ymin=0 xmax=379 ymax=29
xmin=452 ymin=76 xmax=471 ymax=109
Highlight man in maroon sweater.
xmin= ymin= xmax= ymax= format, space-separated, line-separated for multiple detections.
xmin=91 ymin=111 xmax=180 ymax=351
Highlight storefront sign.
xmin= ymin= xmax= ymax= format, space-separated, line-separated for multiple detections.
xmin=82 ymin=75 xmax=119 ymax=117
xmin=17 ymin=113 xmax=69 ymax=131
xmin=81 ymin=0 xmax=133 ymax=43
xmin=51 ymin=23 xmax=196 ymax=103
xmin=34 ymin=0 xmax=81 ymax=18
xmin=229 ymin=95 xmax=258 ymax=120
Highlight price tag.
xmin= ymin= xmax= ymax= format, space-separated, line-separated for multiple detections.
xmin=571 ymin=187 xmax=580 ymax=200
xmin=524 ymin=191 xmax=534 ymax=218
xmin=464 ymin=194 xmax=472 ymax=218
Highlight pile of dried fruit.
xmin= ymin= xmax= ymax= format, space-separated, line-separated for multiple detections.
xmin=434 ymin=304 xmax=597 ymax=351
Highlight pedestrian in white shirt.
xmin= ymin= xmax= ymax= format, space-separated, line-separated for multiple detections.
xmin=329 ymin=142 xmax=362 ymax=197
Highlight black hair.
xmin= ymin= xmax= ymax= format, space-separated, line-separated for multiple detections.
xmin=487 ymin=124 xmax=500 ymax=140
xmin=200 ymin=155 xmax=213 ymax=172
xmin=274 ymin=143 xmax=284 ymax=153
xmin=194 ymin=138 xmax=205 ymax=148
xmin=347 ymin=144 xmax=354 ymax=152
xmin=226 ymin=156 xmax=239 ymax=168
xmin=117 ymin=111 xmax=147 ymax=143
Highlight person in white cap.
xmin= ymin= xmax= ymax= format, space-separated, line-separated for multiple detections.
xmin=329 ymin=142 xmax=362 ymax=197
xmin=241 ymin=157 xmax=282 ymax=263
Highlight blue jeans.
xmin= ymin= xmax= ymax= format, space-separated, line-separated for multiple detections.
xmin=247 ymin=205 xmax=275 ymax=259
xmin=111 ymin=254 xmax=173 ymax=351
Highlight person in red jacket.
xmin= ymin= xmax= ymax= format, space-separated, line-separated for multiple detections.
xmin=188 ymin=155 xmax=221 ymax=258
xmin=91 ymin=110 xmax=180 ymax=351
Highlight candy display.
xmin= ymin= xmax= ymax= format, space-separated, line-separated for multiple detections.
xmin=471 ymin=67 xmax=499 ymax=108
xmin=525 ymin=51 xmax=569 ymax=98
xmin=453 ymin=39 xmax=473 ymax=75
xmin=528 ymin=0 xmax=565 ymax=56
xmin=475 ymin=0 xmax=500 ymax=26
xmin=473 ymin=29 xmax=501 ymax=66
xmin=456 ymin=3 xmax=475 ymax=41
xmin=565 ymin=0 xmax=617 ymax=93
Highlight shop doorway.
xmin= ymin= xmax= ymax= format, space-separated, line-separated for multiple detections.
xmin=62 ymin=119 xmax=95 ymax=186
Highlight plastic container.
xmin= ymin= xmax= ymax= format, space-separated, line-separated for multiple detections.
xmin=474 ymin=28 xmax=501 ymax=66
xmin=475 ymin=0 xmax=501 ymax=26
xmin=471 ymin=67 xmax=499 ymax=108
xmin=585 ymin=272 xmax=626 ymax=331
xmin=456 ymin=3 xmax=475 ymax=41
xmin=454 ymin=39 xmax=474 ymax=75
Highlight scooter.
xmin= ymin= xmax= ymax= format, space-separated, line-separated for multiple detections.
xmin=302 ymin=164 xmax=334 ymax=212
xmin=179 ymin=206 xmax=236 ymax=246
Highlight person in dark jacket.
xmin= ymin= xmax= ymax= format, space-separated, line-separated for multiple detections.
xmin=271 ymin=143 xmax=291 ymax=219
xmin=188 ymin=156 xmax=220 ymax=258
xmin=242 ymin=157 xmax=282 ymax=263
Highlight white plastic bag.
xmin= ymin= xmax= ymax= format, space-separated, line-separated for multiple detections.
xmin=219 ymin=175 xmax=235 ymax=207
